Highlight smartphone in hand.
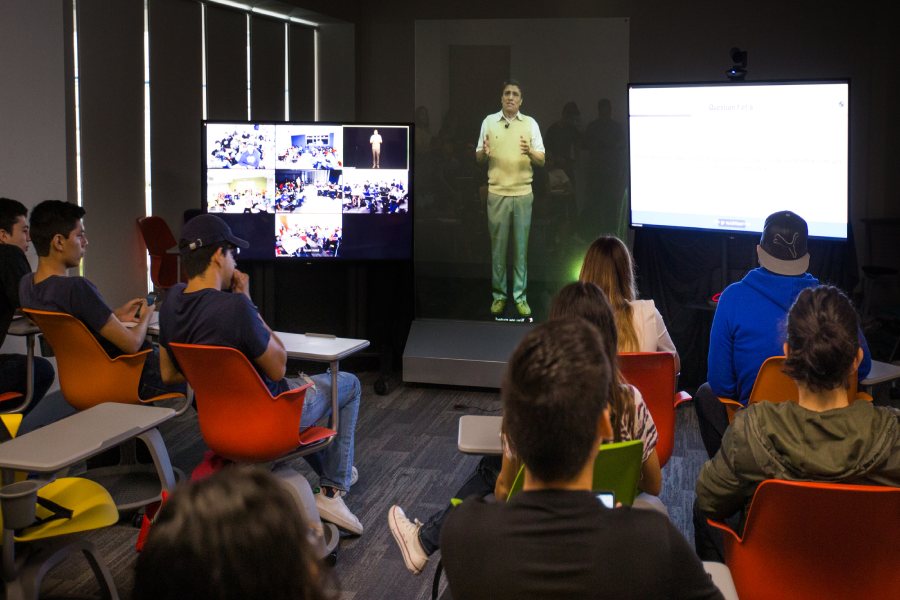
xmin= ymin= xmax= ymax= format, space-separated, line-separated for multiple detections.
xmin=596 ymin=491 xmax=615 ymax=509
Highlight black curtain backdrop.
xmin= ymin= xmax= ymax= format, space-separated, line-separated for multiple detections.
xmin=633 ymin=227 xmax=860 ymax=391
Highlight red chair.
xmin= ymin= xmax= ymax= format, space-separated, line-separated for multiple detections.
xmin=136 ymin=216 xmax=182 ymax=290
xmin=618 ymin=352 xmax=690 ymax=467
xmin=708 ymin=480 xmax=900 ymax=600
xmin=167 ymin=342 xmax=341 ymax=558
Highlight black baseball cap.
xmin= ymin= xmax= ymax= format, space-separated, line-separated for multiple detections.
xmin=757 ymin=211 xmax=809 ymax=276
xmin=179 ymin=214 xmax=249 ymax=254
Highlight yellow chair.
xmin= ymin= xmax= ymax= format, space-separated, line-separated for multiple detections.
xmin=22 ymin=309 xmax=184 ymax=511
xmin=1 ymin=414 xmax=119 ymax=600
xmin=719 ymin=356 xmax=871 ymax=423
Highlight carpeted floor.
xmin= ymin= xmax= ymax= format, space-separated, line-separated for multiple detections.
xmin=36 ymin=372 xmax=709 ymax=600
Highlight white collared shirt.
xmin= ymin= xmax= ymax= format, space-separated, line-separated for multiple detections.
xmin=475 ymin=111 xmax=545 ymax=153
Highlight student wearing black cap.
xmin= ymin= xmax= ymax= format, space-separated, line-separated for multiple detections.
xmin=693 ymin=211 xmax=872 ymax=458
xmin=157 ymin=214 xmax=364 ymax=536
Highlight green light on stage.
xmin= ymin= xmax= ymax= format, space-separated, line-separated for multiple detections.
xmin=568 ymin=254 xmax=585 ymax=281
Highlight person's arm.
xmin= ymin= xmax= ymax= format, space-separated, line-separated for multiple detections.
xmin=694 ymin=415 xmax=752 ymax=520
xmin=526 ymin=119 xmax=546 ymax=167
xmin=98 ymin=300 xmax=153 ymax=354
xmin=652 ymin=304 xmax=681 ymax=375
xmin=159 ymin=345 xmax=186 ymax=385
xmin=475 ymin=119 xmax=490 ymax=164
xmin=0 ymin=248 xmax=29 ymax=309
xmin=253 ymin=313 xmax=287 ymax=382
xmin=707 ymin=294 xmax=737 ymax=400
xmin=639 ymin=449 xmax=662 ymax=496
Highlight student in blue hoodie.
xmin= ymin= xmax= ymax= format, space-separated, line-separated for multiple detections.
xmin=694 ymin=211 xmax=871 ymax=457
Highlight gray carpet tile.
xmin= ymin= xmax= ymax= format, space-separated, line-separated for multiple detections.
xmin=30 ymin=375 xmax=709 ymax=600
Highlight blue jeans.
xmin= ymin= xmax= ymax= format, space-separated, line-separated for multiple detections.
xmin=288 ymin=371 xmax=360 ymax=492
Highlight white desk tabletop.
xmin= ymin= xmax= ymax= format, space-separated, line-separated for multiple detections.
xmin=0 ymin=403 xmax=176 ymax=473
xmin=861 ymin=360 xmax=900 ymax=386
xmin=6 ymin=316 xmax=39 ymax=336
xmin=458 ymin=415 xmax=503 ymax=455
xmin=276 ymin=332 xmax=369 ymax=362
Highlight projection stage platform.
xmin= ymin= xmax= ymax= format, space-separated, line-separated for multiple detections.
xmin=403 ymin=319 xmax=535 ymax=388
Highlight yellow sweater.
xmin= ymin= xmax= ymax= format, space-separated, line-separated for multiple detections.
xmin=485 ymin=116 xmax=535 ymax=197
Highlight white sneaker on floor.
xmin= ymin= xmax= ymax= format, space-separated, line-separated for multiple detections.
xmin=316 ymin=489 xmax=363 ymax=535
xmin=350 ymin=466 xmax=359 ymax=486
xmin=388 ymin=505 xmax=428 ymax=575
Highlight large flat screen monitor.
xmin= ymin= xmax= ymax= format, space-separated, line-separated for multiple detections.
xmin=628 ymin=80 xmax=849 ymax=239
xmin=202 ymin=121 xmax=412 ymax=260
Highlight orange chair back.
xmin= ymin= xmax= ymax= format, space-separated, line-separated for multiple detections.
xmin=168 ymin=343 xmax=332 ymax=462
xmin=136 ymin=216 xmax=180 ymax=289
xmin=618 ymin=352 xmax=680 ymax=468
xmin=22 ymin=309 xmax=149 ymax=410
xmin=712 ymin=479 xmax=900 ymax=599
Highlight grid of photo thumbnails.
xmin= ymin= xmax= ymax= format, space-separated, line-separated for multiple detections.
xmin=205 ymin=122 xmax=411 ymax=259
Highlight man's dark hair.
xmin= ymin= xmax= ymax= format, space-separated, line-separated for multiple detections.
xmin=0 ymin=197 xmax=28 ymax=235
xmin=783 ymin=285 xmax=861 ymax=392
xmin=29 ymin=200 xmax=86 ymax=257
xmin=181 ymin=243 xmax=229 ymax=279
xmin=502 ymin=318 xmax=611 ymax=483
xmin=502 ymin=78 xmax=523 ymax=97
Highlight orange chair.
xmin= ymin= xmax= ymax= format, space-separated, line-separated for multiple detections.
xmin=719 ymin=356 xmax=870 ymax=423
xmin=22 ymin=309 xmax=184 ymax=511
xmin=137 ymin=216 xmax=182 ymax=290
xmin=707 ymin=480 xmax=900 ymax=600
xmin=167 ymin=342 xmax=341 ymax=557
xmin=21 ymin=309 xmax=184 ymax=410
xmin=618 ymin=352 xmax=691 ymax=468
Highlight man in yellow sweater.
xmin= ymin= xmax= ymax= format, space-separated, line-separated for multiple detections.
xmin=476 ymin=79 xmax=545 ymax=318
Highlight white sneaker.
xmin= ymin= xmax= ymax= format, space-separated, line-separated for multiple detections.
xmin=388 ymin=505 xmax=428 ymax=575
xmin=350 ymin=466 xmax=359 ymax=486
xmin=316 ymin=489 xmax=363 ymax=535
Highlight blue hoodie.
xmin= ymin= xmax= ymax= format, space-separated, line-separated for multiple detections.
xmin=708 ymin=268 xmax=872 ymax=404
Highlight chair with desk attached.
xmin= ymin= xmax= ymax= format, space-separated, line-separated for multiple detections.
xmin=22 ymin=309 xmax=184 ymax=512
xmin=167 ymin=342 xmax=342 ymax=561
xmin=706 ymin=479 xmax=900 ymax=600
xmin=0 ymin=413 xmax=120 ymax=600
xmin=618 ymin=352 xmax=691 ymax=468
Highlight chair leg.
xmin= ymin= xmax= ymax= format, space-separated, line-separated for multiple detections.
xmin=10 ymin=538 xmax=119 ymax=600
xmin=81 ymin=542 xmax=120 ymax=600
xmin=271 ymin=466 xmax=340 ymax=560
xmin=137 ymin=428 xmax=177 ymax=493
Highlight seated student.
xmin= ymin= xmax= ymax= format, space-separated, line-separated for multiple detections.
xmin=579 ymin=235 xmax=681 ymax=374
xmin=441 ymin=319 xmax=723 ymax=600
xmin=0 ymin=198 xmax=55 ymax=409
xmin=494 ymin=281 xmax=662 ymax=499
xmin=388 ymin=282 xmax=662 ymax=577
xmin=133 ymin=467 xmax=337 ymax=600
xmin=157 ymin=214 xmax=364 ymax=535
xmin=18 ymin=200 xmax=171 ymax=400
xmin=694 ymin=285 xmax=900 ymax=561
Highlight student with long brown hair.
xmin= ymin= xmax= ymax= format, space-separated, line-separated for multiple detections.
xmin=579 ymin=235 xmax=680 ymax=373
xmin=494 ymin=281 xmax=662 ymax=499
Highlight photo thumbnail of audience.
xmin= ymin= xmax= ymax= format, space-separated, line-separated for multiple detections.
xmin=275 ymin=125 xmax=343 ymax=170
xmin=342 ymin=169 xmax=409 ymax=215
xmin=276 ymin=213 xmax=342 ymax=258
xmin=274 ymin=169 xmax=344 ymax=214
xmin=342 ymin=125 xmax=410 ymax=170
xmin=206 ymin=123 xmax=276 ymax=170
xmin=206 ymin=170 xmax=275 ymax=214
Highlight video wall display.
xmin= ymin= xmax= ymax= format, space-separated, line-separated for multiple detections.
xmin=203 ymin=121 xmax=412 ymax=260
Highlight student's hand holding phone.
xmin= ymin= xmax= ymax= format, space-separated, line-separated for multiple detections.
xmin=231 ymin=269 xmax=250 ymax=298
xmin=116 ymin=298 xmax=145 ymax=323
